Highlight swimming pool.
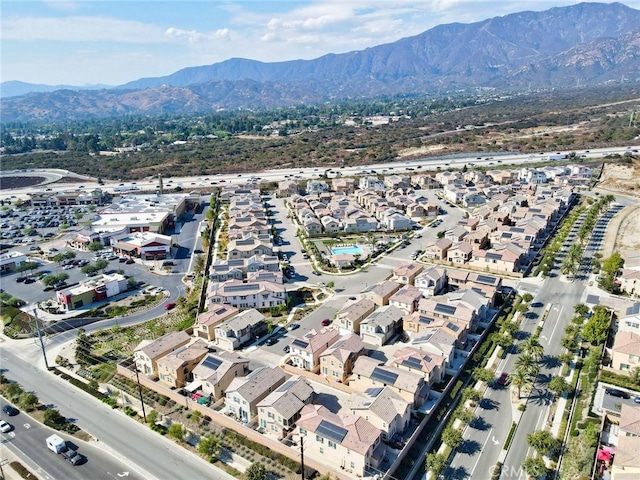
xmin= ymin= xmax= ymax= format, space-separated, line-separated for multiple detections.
xmin=331 ymin=245 xmax=364 ymax=256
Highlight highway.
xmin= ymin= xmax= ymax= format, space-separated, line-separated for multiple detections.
xmin=2 ymin=146 xmax=637 ymax=201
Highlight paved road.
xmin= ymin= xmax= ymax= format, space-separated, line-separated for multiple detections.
xmin=0 ymin=350 xmax=233 ymax=480
xmin=0 ymin=399 xmax=141 ymax=480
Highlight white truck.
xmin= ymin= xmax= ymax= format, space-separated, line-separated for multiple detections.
xmin=46 ymin=434 xmax=83 ymax=465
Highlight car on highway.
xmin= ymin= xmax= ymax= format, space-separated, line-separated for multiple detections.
xmin=164 ymin=302 xmax=177 ymax=310
xmin=605 ymin=388 xmax=630 ymax=399
xmin=497 ymin=372 xmax=509 ymax=386
xmin=0 ymin=420 xmax=12 ymax=433
xmin=321 ymin=319 xmax=332 ymax=327
xmin=2 ymin=405 xmax=18 ymax=416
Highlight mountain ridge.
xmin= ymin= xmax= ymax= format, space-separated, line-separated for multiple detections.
xmin=2 ymin=2 xmax=639 ymax=122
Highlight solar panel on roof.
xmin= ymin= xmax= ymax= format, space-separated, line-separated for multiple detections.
xmin=434 ymin=303 xmax=457 ymax=315
xmin=292 ymin=339 xmax=309 ymax=349
xmin=626 ymin=303 xmax=640 ymax=316
xmin=476 ymin=274 xmax=495 ymax=285
xmin=371 ymin=367 xmax=399 ymax=385
xmin=486 ymin=252 xmax=502 ymax=260
xmin=201 ymin=356 xmax=222 ymax=370
xmin=365 ymin=387 xmax=383 ymax=397
xmin=402 ymin=357 xmax=423 ymax=370
xmin=446 ymin=322 xmax=459 ymax=332
xmin=316 ymin=420 xmax=348 ymax=443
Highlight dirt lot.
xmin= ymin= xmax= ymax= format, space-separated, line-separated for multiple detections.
xmin=596 ymin=160 xmax=640 ymax=261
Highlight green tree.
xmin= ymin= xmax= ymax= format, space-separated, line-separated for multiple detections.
xmin=426 ymin=452 xmax=447 ymax=479
xmin=18 ymin=392 xmax=39 ymax=412
xmin=574 ymin=303 xmax=589 ymax=317
xmin=168 ymin=423 xmax=184 ymax=441
xmin=198 ymin=435 xmax=220 ymax=459
xmin=509 ymin=369 xmax=533 ymax=399
xmin=557 ymin=352 xmax=574 ymax=366
xmin=522 ymin=293 xmax=534 ymax=303
xmin=527 ymin=430 xmax=561 ymax=458
xmin=519 ymin=336 xmax=544 ymax=362
xmin=515 ymin=353 xmax=540 ymax=378
xmin=15 ymin=261 xmax=39 ymax=273
xmin=582 ymin=307 xmax=611 ymax=345
xmin=548 ymin=376 xmax=571 ymax=397
xmin=522 ymin=456 xmax=547 ymax=479
xmin=88 ymin=242 xmax=103 ymax=252
xmin=146 ymin=409 xmax=159 ymax=426
xmin=473 ymin=367 xmax=495 ymax=383
xmin=95 ymin=259 xmax=109 ymax=271
xmin=442 ymin=426 xmax=463 ymax=449
xmin=245 ymin=462 xmax=267 ymax=480
xmin=43 ymin=408 xmax=67 ymax=429
xmin=81 ymin=264 xmax=97 ymax=274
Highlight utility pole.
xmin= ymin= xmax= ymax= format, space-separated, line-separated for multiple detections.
xmin=300 ymin=435 xmax=305 ymax=480
xmin=134 ymin=366 xmax=147 ymax=423
xmin=33 ymin=309 xmax=50 ymax=370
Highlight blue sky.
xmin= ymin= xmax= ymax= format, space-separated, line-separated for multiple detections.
xmin=0 ymin=1 xmax=613 ymax=86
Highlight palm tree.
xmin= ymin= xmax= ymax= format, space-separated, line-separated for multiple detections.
xmin=509 ymin=369 xmax=533 ymax=399
xmin=515 ymin=353 xmax=540 ymax=378
xmin=519 ymin=336 xmax=544 ymax=361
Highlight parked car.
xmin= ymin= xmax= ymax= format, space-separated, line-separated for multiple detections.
xmin=2 ymin=405 xmax=19 ymax=416
xmin=24 ymin=277 xmax=36 ymax=284
xmin=605 ymin=388 xmax=630 ymax=399
xmin=162 ymin=261 xmax=174 ymax=267
xmin=283 ymin=345 xmax=290 ymax=353
xmin=0 ymin=420 xmax=11 ymax=433
xmin=164 ymin=302 xmax=177 ymax=310
xmin=321 ymin=319 xmax=332 ymax=327
xmin=288 ymin=323 xmax=300 ymax=331
xmin=497 ymin=372 xmax=509 ymax=386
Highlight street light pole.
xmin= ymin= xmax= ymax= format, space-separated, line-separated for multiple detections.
xmin=300 ymin=436 xmax=305 ymax=480
xmin=134 ymin=366 xmax=147 ymax=423
xmin=33 ymin=309 xmax=50 ymax=370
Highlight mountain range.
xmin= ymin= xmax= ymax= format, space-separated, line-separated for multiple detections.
xmin=2 ymin=2 xmax=639 ymax=122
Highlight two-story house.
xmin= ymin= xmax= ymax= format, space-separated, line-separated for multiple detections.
xmin=335 ymin=298 xmax=377 ymax=334
xmin=350 ymin=356 xmax=429 ymax=407
xmin=296 ymin=404 xmax=386 ymax=477
xmin=290 ymin=328 xmax=340 ymax=372
xmin=359 ymin=306 xmax=404 ymax=347
xmin=348 ymin=387 xmax=411 ymax=441
xmin=414 ymin=267 xmax=447 ymax=297
xmin=134 ymin=331 xmax=191 ymax=377
xmin=392 ymin=263 xmax=424 ymax=285
xmin=214 ymin=309 xmax=268 ymax=351
xmin=257 ymin=376 xmax=315 ymax=438
xmin=192 ymin=351 xmax=250 ymax=400
xmin=194 ymin=305 xmax=240 ymax=341
xmin=320 ymin=333 xmax=366 ymax=383
xmin=392 ymin=346 xmax=446 ymax=385
xmin=388 ymin=285 xmax=423 ymax=314
xmin=156 ymin=339 xmax=209 ymax=388
xmin=225 ymin=367 xmax=287 ymax=423
xmin=362 ymin=280 xmax=402 ymax=307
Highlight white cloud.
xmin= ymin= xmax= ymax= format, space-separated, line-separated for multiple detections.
xmin=1 ymin=15 xmax=166 ymax=43
xmin=164 ymin=27 xmax=232 ymax=44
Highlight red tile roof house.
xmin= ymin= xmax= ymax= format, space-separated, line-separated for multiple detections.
xmin=296 ymin=404 xmax=386 ymax=477
xmin=392 ymin=263 xmax=424 ymax=285
xmin=393 ymin=346 xmax=447 ymax=385
xmin=388 ymin=285 xmax=423 ymax=314
xmin=290 ymin=328 xmax=340 ymax=373
xmin=350 ymin=356 xmax=430 ymax=408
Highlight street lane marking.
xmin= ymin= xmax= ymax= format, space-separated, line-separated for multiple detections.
xmin=469 ymin=427 xmax=493 ymax=477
